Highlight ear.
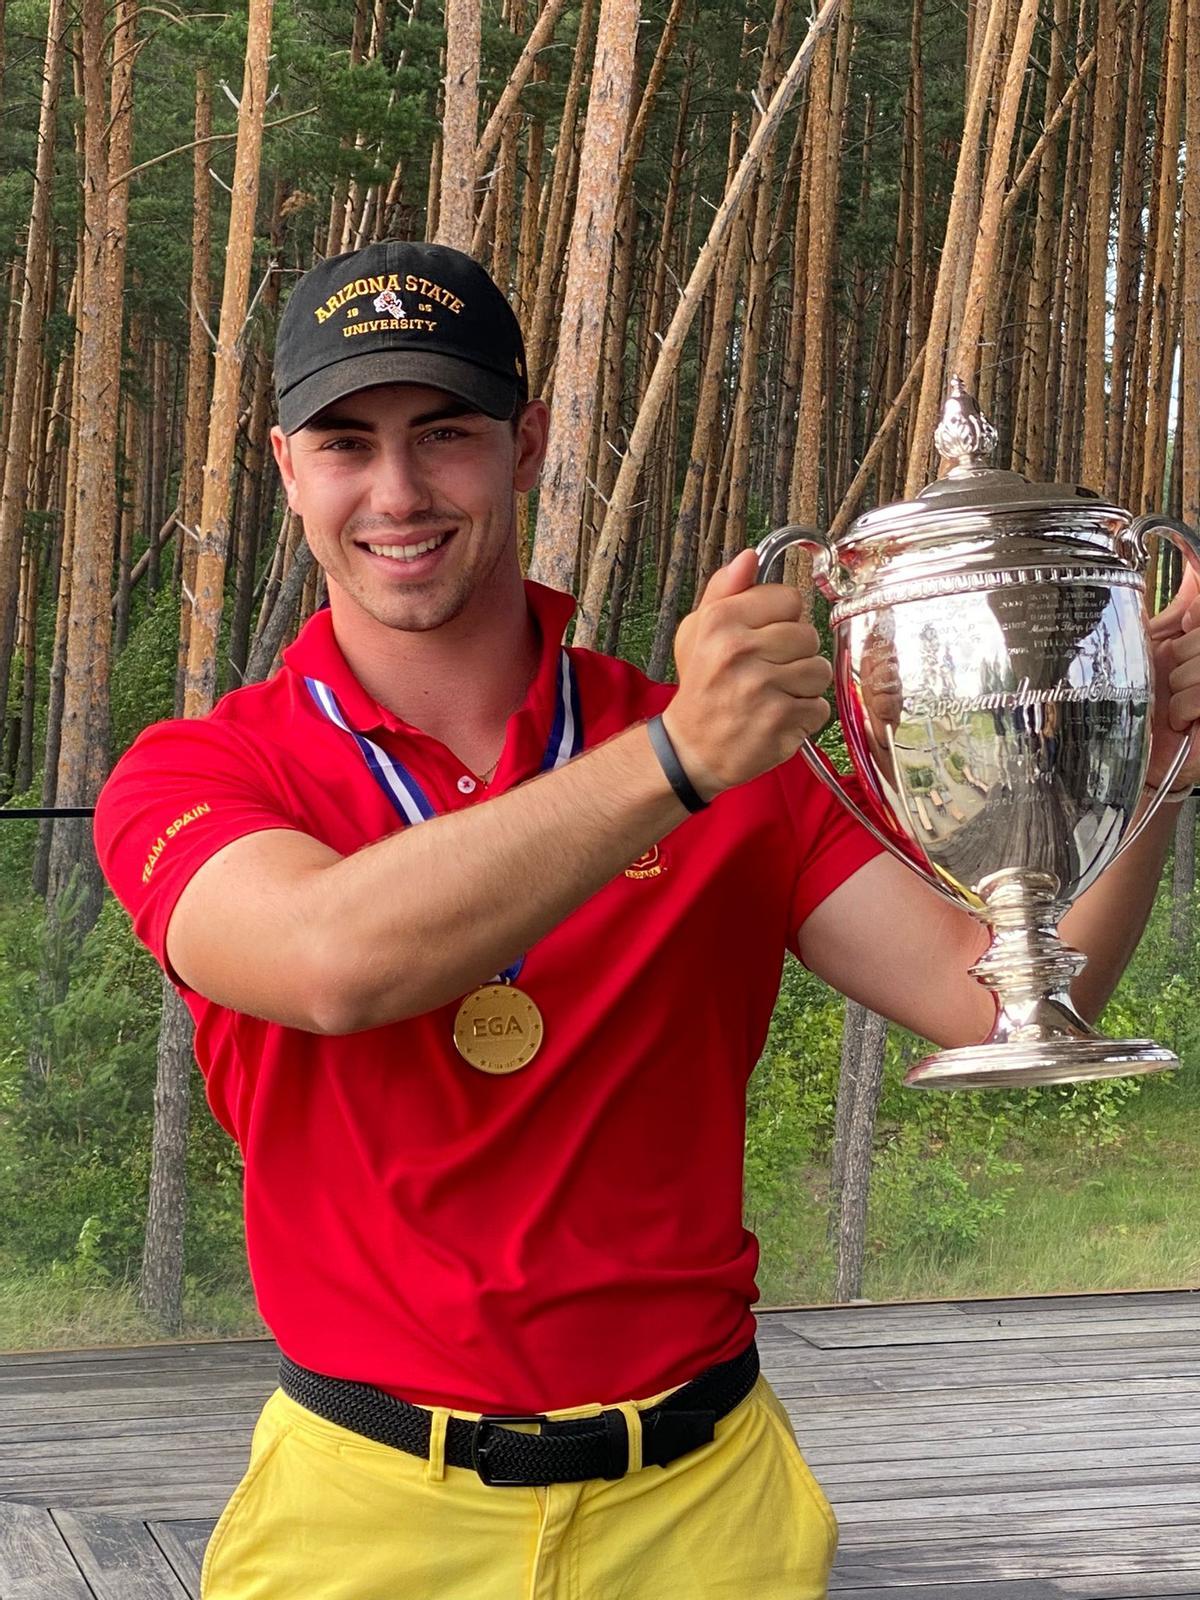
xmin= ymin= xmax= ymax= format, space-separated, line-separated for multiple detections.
xmin=513 ymin=400 xmax=550 ymax=493
xmin=270 ymin=425 xmax=301 ymax=512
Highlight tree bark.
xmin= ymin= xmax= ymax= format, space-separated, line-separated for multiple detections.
xmin=438 ymin=0 xmax=482 ymax=252
xmin=48 ymin=0 xmax=134 ymax=928
xmin=0 ymin=0 xmax=66 ymax=751
xmin=139 ymin=981 xmax=194 ymax=1334
xmin=528 ymin=0 xmax=639 ymax=593
xmin=525 ymin=0 xmax=596 ymax=388
xmin=1080 ymin=0 xmax=1119 ymax=490
xmin=141 ymin=0 xmax=273 ymax=1337
xmin=1140 ymin=0 xmax=1185 ymax=511
xmin=181 ymin=0 xmax=272 ymax=717
xmin=1171 ymin=800 xmax=1196 ymax=962
xmin=832 ymin=1005 xmax=888 ymax=1302
xmin=904 ymin=0 xmax=1009 ymax=493
xmin=949 ymin=0 xmax=1039 ymax=398
xmin=574 ymin=0 xmax=844 ymax=648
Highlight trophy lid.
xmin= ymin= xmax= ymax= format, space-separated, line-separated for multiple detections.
xmin=847 ymin=377 xmax=1117 ymax=540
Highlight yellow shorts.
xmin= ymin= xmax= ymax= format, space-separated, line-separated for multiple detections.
xmin=201 ymin=1373 xmax=838 ymax=1599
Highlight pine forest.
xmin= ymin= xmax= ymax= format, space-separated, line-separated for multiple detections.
xmin=1 ymin=0 xmax=1199 ymax=1339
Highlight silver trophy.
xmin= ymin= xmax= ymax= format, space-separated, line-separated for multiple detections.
xmin=760 ymin=379 xmax=1200 ymax=1090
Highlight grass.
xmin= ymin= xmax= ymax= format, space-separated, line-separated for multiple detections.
xmin=757 ymin=1091 xmax=1200 ymax=1307
xmin=3 ymin=1092 xmax=1200 ymax=1351
xmin=0 ymin=1272 xmax=265 ymax=1352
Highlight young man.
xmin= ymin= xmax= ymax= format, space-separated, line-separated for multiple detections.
xmin=95 ymin=241 xmax=1200 ymax=1599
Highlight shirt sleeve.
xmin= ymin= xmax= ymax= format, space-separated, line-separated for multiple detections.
xmin=775 ymin=749 xmax=887 ymax=947
xmin=93 ymin=715 xmax=305 ymax=982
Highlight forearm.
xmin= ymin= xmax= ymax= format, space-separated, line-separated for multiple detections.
xmin=306 ymin=722 xmax=686 ymax=1030
xmin=1059 ymin=794 xmax=1175 ymax=1022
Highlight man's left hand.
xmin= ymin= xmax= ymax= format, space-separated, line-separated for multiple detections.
xmin=1146 ymin=560 xmax=1200 ymax=790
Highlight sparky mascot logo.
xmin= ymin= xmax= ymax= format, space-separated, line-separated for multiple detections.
xmin=373 ymin=287 xmax=406 ymax=319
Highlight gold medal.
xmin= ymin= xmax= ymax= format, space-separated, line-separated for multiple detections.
xmin=453 ymin=984 xmax=544 ymax=1075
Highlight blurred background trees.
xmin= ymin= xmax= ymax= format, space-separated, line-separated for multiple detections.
xmin=1 ymin=0 xmax=1198 ymax=1336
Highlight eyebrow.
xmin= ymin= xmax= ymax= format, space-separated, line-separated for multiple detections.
xmin=303 ymin=400 xmax=483 ymax=432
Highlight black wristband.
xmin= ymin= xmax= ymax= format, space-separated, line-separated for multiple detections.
xmin=647 ymin=714 xmax=710 ymax=813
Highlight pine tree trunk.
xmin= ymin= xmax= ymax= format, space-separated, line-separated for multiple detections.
xmin=438 ymin=0 xmax=482 ymax=252
xmin=787 ymin=19 xmax=840 ymax=541
xmin=1140 ymin=0 xmax=1185 ymax=511
xmin=1080 ymin=0 xmax=1118 ymax=489
xmin=646 ymin=229 xmax=745 ymax=679
xmin=140 ymin=0 xmax=273 ymax=1337
xmin=574 ymin=0 xmax=844 ymax=648
xmin=1019 ymin=0 xmax=1066 ymax=481
xmin=139 ymin=980 xmax=194 ymax=1334
xmin=1183 ymin=0 xmax=1200 ymax=535
xmin=181 ymin=0 xmax=272 ymax=718
xmin=905 ymin=0 xmax=1009 ymax=492
xmin=724 ymin=0 xmax=790 ymax=560
xmin=1107 ymin=0 xmax=1147 ymax=499
xmin=528 ymin=0 xmax=639 ymax=594
xmin=1124 ymin=35 xmax=1168 ymax=507
xmin=176 ymin=69 xmax=213 ymax=705
xmin=950 ymin=0 xmax=1039 ymax=397
xmin=525 ymin=0 xmax=596 ymax=388
xmin=0 ymin=0 xmax=66 ymax=749
xmin=831 ymin=1005 xmax=888 ymax=1302
xmin=1171 ymin=801 xmax=1196 ymax=962
xmin=47 ymin=0 xmax=134 ymax=929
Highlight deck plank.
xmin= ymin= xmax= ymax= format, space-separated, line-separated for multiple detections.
xmin=0 ymin=1502 xmax=94 ymax=1598
xmin=52 ymin=1510 xmax=191 ymax=1599
xmin=3 ymin=1292 xmax=1199 ymax=1593
xmin=148 ymin=1521 xmax=212 ymax=1600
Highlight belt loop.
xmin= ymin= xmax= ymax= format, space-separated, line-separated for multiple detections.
xmin=425 ymin=1407 xmax=450 ymax=1482
xmin=616 ymin=1402 xmax=642 ymax=1475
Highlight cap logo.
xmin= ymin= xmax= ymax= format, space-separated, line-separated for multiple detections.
xmin=374 ymin=287 xmax=406 ymax=319
xmin=314 ymin=273 xmax=467 ymax=326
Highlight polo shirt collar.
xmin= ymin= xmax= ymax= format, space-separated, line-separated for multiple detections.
xmin=282 ymin=582 xmax=577 ymax=745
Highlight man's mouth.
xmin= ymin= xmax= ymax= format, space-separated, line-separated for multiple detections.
xmin=360 ymin=529 xmax=454 ymax=563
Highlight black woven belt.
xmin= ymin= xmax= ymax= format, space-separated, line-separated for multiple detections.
xmin=278 ymin=1340 xmax=760 ymax=1486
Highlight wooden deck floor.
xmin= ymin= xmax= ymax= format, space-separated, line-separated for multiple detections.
xmin=3 ymin=1291 xmax=1200 ymax=1597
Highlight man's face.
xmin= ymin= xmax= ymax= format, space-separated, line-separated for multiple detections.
xmin=270 ymin=383 xmax=549 ymax=633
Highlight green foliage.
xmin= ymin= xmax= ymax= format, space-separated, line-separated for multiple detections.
xmin=110 ymin=585 xmax=184 ymax=752
xmin=870 ymin=1123 xmax=1022 ymax=1260
xmin=0 ymin=874 xmax=247 ymax=1296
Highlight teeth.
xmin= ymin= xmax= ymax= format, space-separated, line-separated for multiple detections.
xmin=366 ymin=532 xmax=450 ymax=561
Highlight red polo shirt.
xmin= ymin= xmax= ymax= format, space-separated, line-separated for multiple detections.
xmin=95 ymin=582 xmax=880 ymax=1412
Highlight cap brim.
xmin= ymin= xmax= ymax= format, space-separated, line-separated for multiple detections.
xmin=278 ymin=349 xmax=521 ymax=433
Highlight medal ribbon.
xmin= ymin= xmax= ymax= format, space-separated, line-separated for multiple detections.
xmin=303 ymin=651 xmax=583 ymax=983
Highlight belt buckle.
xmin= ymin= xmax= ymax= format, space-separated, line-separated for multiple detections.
xmin=471 ymin=1412 xmax=547 ymax=1486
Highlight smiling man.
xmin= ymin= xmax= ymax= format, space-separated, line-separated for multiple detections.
xmin=94 ymin=240 xmax=1200 ymax=1600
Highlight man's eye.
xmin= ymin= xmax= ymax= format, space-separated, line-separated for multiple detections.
xmin=421 ymin=427 xmax=464 ymax=444
xmin=321 ymin=437 xmax=367 ymax=451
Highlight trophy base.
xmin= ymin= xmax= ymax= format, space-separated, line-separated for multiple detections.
xmin=906 ymin=1037 xmax=1178 ymax=1090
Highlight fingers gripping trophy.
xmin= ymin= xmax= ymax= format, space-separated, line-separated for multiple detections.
xmin=759 ymin=379 xmax=1200 ymax=1091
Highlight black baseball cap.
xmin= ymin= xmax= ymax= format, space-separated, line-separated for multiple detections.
xmin=274 ymin=241 xmax=530 ymax=434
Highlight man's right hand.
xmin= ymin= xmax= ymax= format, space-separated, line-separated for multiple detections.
xmin=664 ymin=548 xmax=833 ymax=801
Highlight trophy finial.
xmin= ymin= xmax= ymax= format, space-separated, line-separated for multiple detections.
xmin=934 ymin=376 xmax=999 ymax=473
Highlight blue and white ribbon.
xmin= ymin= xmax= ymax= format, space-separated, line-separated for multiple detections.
xmin=304 ymin=651 xmax=583 ymax=983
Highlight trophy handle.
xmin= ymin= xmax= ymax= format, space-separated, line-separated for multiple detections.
xmin=753 ymin=526 xmax=967 ymax=910
xmin=1108 ymin=513 xmax=1200 ymax=862
xmin=754 ymin=523 xmax=853 ymax=599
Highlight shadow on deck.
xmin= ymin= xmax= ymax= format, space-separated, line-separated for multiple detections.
xmin=3 ymin=1290 xmax=1200 ymax=1598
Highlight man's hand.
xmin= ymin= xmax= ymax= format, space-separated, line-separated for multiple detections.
xmin=664 ymin=548 xmax=833 ymax=801
xmin=1146 ymin=559 xmax=1200 ymax=789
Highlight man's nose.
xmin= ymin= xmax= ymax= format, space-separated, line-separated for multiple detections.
xmin=370 ymin=446 xmax=434 ymax=519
